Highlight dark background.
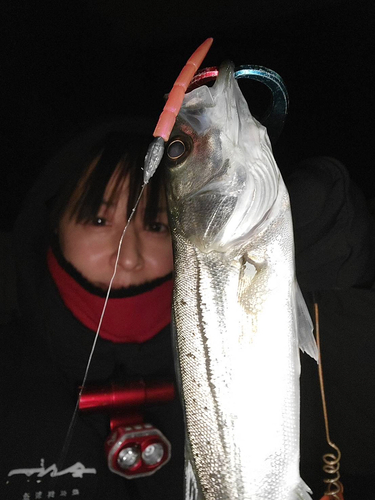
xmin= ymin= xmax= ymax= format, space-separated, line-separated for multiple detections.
xmin=1 ymin=0 xmax=374 ymax=231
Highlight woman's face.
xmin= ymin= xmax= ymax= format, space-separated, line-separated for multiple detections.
xmin=58 ymin=171 xmax=173 ymax=290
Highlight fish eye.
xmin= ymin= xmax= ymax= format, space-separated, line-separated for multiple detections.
xmin=167 ymin=139 xmax=186 ymax=160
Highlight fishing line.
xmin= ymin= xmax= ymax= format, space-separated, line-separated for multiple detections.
xmin=54 ymin=36 xmax=213 ymax=478
xmin=56 ymin=183 xmax=147 ymax=474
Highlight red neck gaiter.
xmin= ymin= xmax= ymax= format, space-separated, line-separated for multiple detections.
xmin=47 ymin=247 xmax=173 ymax=343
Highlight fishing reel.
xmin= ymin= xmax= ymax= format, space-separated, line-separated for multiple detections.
xmin=79 ymin=380 xmax=175 ymax=478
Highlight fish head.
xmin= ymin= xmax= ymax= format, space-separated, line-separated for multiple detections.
xmin=163 ymin=61 xmax=281 ymax=253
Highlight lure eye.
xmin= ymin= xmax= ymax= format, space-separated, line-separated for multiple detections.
xmin=167 ymin=139 xmax=186 ymax=160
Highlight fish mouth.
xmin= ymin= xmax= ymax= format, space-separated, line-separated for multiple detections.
xmin=167 ymin=59 xmax=280 ymax=253
xmin=216 ymin=60 xmax=236 ymax=86
xmin=178 ymin=61 xmax=235 ymax=136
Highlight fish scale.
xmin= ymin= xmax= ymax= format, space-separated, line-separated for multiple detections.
xmin=173 ymin=203 xmax=301 ymax=499
xmin=164 ymin=61 xmax=317 ymax=499
xmin=173 ymin=237 xmax=242 ymax=499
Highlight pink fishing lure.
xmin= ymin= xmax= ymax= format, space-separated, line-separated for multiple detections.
xmin=153 ymin=38 xmax=213 ymax=142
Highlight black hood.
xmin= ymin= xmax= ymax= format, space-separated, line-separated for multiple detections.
xmin=10 ymin=117 xmax=182 ymax=386
xmin=13 ymin=117 xmax=154 ymax=327
xmin=286 ymin=157 xmax=375 ymax=291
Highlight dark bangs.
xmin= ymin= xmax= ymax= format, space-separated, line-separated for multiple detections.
xmin=53 ymin=131 xmax=165 ymax=227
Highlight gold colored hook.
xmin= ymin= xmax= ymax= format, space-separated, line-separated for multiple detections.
xmin=314 ymin=302 xmax=344 ymax=500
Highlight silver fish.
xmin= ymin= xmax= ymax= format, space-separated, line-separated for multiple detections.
xmin=163 ymin=62 xmax=318 ymax=500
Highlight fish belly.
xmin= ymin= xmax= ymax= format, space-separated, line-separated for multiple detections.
xmin=172 ymin=199 xmax=312 ymax=500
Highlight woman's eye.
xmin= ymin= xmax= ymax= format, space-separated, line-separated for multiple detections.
xmin=167 ymin=139 xmax=186 ymax=160
xmin=92 ymin=217 xmax=107 ymax=226
xmin=147 ymin=222 xmax=169 ymax=233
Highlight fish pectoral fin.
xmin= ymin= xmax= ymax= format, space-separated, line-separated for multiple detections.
xmin=294 ymin=281 xmax=319 ymax=361
xmin=293 ymin=478 xmax=313 ymax=500
xmin=184 ymin=457 xmax=203 ymax=500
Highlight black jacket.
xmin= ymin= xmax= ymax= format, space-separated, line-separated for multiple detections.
xmin=286 ymin=157 xmax=375 ymax=499
xmin=1 ymin=120 xmax=185 ymax=500
xmin=3 ymin=128 xmax=375 ymax=500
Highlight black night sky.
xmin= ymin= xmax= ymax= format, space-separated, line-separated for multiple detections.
xmin=1 ymin=0 xmax=374 ymax=230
